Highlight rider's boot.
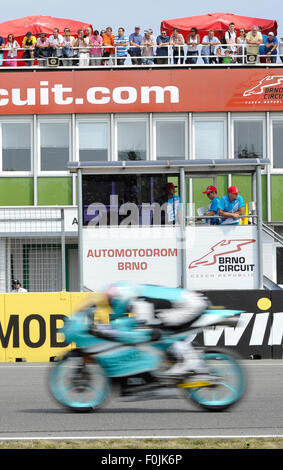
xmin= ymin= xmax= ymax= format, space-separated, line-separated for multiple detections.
xmin=164 ymin=341 xmax=209 ymax=376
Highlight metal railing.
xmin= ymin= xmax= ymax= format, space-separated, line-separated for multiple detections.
xmin=0 ymin=42 xmax=282 ymax=68
xmin=262 ymin=222 xmax=283 ymax=246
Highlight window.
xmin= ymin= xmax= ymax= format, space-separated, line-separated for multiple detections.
xmin=82 ymin=173 xmax=180 ymax=226
xmin=272 ymin=120 xmax=283 ymax=169
xmin=40 ymin=122 xmax=70 ymax=171
xmin=2 ymin=122 xmax=31 ymax=172
xmin=78 ymin=121 xmax=109 ymax=161
xmin=194 ymin=119 xmax=226 ymax=159
xmin=117 ymin=120 xmax=147 ymax=160
xmin=155 ymin=119 xmax=186 ymax=160
xmin=233 ymin=120 xmax=264 ymax=159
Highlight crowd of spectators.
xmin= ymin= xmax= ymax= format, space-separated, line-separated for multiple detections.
xmin=0 ymin=23 xmax=283 ymax=67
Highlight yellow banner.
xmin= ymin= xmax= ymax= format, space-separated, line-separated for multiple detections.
xmin=0 ymin=292 xmax=107 ymax=362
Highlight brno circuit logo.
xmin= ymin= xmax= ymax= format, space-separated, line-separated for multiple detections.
xmin=243 ymin=75 xmax=283 ymax=97
xmin=188 ymin=239 xmax=256 ymax=269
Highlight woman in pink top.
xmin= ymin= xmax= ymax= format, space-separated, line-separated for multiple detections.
xmin=90 ymin=30 xmax=103 ymax=66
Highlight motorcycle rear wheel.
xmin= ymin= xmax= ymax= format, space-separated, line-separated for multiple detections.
xmin=49 ymin=351 xmax=110 ymax=412
xmin=185 ymin=348 xmax=246 ymax=411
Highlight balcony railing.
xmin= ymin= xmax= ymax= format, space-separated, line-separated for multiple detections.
xmin=0 ymin=43 xmax=282 ymax=68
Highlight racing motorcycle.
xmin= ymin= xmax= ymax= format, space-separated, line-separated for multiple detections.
xmin=48 ymin=301 xmax=246 ymax=412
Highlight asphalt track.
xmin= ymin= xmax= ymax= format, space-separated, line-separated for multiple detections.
xmin=0 ymin=360 xmax=283 ymax=440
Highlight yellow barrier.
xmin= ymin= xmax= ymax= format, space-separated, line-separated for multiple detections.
xmin=0 ymin=292 xmax=109 ymax=362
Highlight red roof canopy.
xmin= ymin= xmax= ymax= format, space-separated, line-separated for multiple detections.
xmin=0 ymin=15 xmax=92 ymax=42
xmin=161 ymin=12 xmax=278 ymax=40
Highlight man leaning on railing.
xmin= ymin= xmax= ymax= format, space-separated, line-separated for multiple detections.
xmin=201 ymin=30 xmax=220 ymax=64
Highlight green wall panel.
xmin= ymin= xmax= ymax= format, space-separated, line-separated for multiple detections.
xmin=37 ymin=177 xmax=72 ymax=206
xmin=0 ymin=178 xmax=33 ymax=206
xmin=271 ymin=175 xmax=283 ymax=221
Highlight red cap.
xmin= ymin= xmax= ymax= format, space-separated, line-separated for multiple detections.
xmin=227 ymin=186 xmax=239 ymax=194
xmin=203 ymin=185 xmax=217 ymax=194
xmin=168 ymin=182 xmax=176 ymax=190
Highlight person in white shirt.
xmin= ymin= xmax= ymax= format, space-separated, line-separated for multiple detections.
xmin=49 ymin=27 xmax=64 ymax=59
xmin=12 ymin=280 xmax=27 ymax=293
xmin=225 ymin=22 xmax=237 ymax=53
xmin=74 ymin=29 xmax=90 ymax=67
xmin=62 ymin=27 xmax=75 ymax=66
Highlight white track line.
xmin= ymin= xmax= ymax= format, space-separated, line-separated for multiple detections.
xmin=0 ymin=435 xmax=283 ymax=441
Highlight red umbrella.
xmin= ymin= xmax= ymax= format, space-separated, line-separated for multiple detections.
xmin=161 ymin=12 xmax=277 ymax=40
xmin=0 ymin=15 xmax=93 ymax=43
xmin=0 ymin=15 xmax=93 ymax=66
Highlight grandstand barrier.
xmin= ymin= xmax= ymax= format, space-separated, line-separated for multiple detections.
xmin=0 ymin=290 xmax=282 ymax=361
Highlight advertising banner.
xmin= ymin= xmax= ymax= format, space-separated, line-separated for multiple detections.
xmin=0 ymin=290 xmax=282 ymax=361
xmin=82 ymin=226 xmax=182 ymax=291
xmin=186 ymin=225 xmax=258 ymax=290
xmin=1 ymin=68 xmax=283 ymax=114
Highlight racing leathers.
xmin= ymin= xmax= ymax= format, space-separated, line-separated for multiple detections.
xmin=91 ymin=283 xmax=209 ymax=376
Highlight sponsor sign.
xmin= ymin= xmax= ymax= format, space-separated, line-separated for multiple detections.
xmin=1 ymin=290 xmax=283 ymax=360
xmin=186 ymin=226 xmax=258 ymax=290
xmin=83 ymin=226 xmax=182 ymax=291
xmin=1 ymin=69 xmax=283 ymax=114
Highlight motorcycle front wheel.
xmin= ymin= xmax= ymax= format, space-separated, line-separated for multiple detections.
xmin=49 ymin=351 xmax=110 ymax=412
xmin=185 ymin=348 xmax=246 ymax=411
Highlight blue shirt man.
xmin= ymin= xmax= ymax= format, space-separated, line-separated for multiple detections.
xmin=219 ymin=186 xmax=245 ymax=225
xmin=156 ymin=31 xmax=170 ymax=56
xmin=264 ymin=32 xmax=278 ymax=62
xmin=114 ymin=28 xmax=129 ymax=59
xmin=203 ymin=185 xmax=220 ymax=225
xmin=129 ymin=27 xmax=143 ymax=54
xmin=167 ymin=182 xmax=181 ymax=224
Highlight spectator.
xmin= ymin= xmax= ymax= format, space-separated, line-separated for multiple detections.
xmin=156 ymin=29 xmax=170 ymax=64
xmin=35 ymin=32 xmax=51 ymax=66
xmin=129 ymin=26 xmax=142 ymax=65
xmin=219 ymin=186 xmax=245 ymax=225
xmin=74 ymin=29 xmax=90 ymax=67
xmin=216 ymin=47 xmax=235 ymax=64
xmin=114 ymin=27 xmax=129 ymax=65
xmin=22 ymin=31 xmax=36 ymax=66
xmin=148 ymin=29 xmax=156 ymax=43
xmin=89 ymin=30 xmax=103 ymax=66
xmin=141 ymin=30 xmax=155 ymax=65
xmin=85 ymin=26 xmax=93 ymax=40
xmin=62 ymin=27 xmax=75 ymax=66
xmin=0 ymin=34 xmax=4 ymax=67
xmin=167 ymin=182 xmax=181 ymax=225
xmin=237 ymin=28 xmax=246 ymax=63
xmin=102 ymin=27 xmax=115 ymax=65
xmin=170 ymin=28 xmax=185 ymax=64
xmin=5 ymin=34 xmax=20 ymax=67
xmin=11 ymin=280 xmax=27 ymax=293
xmin=246 ymin=25 xmax=262 ymax=62
xmin=49 ymin=27 xmax=64 ymax=63
xmin=258 ymin=26 xmax=268 ymax=63
xmin=224 ymin=22 xmax=237 ymax=55
xmin=279 ymin=36 xmax=283 ymax=63
xmin=201 ymin=30 xmax=220 ymax=64
xmin=203 ymin=185 xmax=220 ymax=225
xmin=186 ymin=27 xmax=200 ymax=64
xmin=264 ymin=32 xmax=278 ymax=63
